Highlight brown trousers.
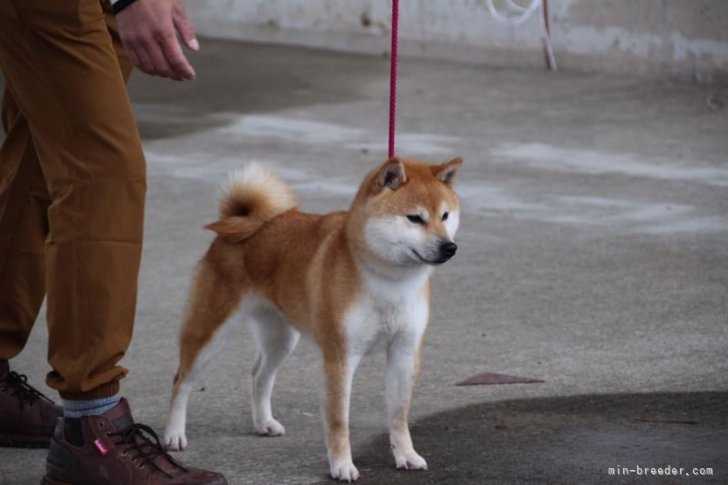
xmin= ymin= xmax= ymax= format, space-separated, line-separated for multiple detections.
xmin=0 ymin=0 xmax=146 ymax=399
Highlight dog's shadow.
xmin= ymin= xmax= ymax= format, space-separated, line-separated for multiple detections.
xmin=316 ymin=391 xmax=728 ymax=484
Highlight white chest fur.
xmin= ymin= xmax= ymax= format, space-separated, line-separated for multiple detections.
xmin=343 ymin=267 xmax=431 ymax=357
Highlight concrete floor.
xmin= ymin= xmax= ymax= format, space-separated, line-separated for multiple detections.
xmin=2 ymin=39 xmax=728 ymax=484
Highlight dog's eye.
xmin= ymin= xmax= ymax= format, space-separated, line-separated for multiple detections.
xmin=407 ymin=214 xmax=425 ymax=224
xmin=442 ymin=212 xmax=449 ymax=221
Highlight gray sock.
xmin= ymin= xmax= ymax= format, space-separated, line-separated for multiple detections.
xmin=63 ymin=395 xmax=121 ymax=418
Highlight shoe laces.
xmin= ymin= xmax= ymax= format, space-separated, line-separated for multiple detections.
xmin=1 ymin=371 xmax=55 ymax=407
xmin=109 ymin=423 xmax=189 ymax=478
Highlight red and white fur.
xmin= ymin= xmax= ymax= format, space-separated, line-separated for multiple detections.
xmin=164 ymin=157 xmax=462 ymax=481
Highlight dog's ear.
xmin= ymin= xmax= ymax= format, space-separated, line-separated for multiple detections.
xmin=204 ymin=217 xmax=262 ymax=242
xmin=377 ymin=158 xmax=407 ymax=190
xmin=433 ymin=157 xmax=462 ymax=186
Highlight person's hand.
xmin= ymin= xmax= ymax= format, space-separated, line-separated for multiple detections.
xmin=116 ymin=0 xmax=199 ymax=81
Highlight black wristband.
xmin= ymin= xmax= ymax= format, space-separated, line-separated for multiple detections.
xmin=112 ymin=0 xmax=139 ymax=15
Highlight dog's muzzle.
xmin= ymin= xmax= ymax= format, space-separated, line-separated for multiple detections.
xmin=436 ymin=241 xmax=457 ymax=263
xmin=413 ymin=241 xmax=458 ymax=265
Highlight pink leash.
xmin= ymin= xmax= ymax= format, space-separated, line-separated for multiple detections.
xmin=388 ymin=0 xmax=399 ymax=159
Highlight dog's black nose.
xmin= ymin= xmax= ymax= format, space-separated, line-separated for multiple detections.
xmin=440 ymin=241 xmax=458 ymax=259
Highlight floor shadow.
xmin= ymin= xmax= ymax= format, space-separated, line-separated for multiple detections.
xmin=317 ymin=391 xmax=728 ymax=484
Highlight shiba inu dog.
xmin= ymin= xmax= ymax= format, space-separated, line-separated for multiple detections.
xmin=164 ymin=157 xmax=462 ymax=481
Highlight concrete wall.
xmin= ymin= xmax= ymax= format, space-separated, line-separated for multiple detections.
xmin=187 ymin=0 xmax=728 ymax=83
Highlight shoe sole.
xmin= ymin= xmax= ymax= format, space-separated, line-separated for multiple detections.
xmin=41 ymin=478 xmax=79 ymax=485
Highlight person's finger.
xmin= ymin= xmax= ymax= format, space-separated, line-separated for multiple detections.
xmin=134 ymin=45 xmax=158 ymax=76
xmin=119 ymin=31 xmax=154 ymax=75
xmin=158 ymin=33 xmax=195 ymax=80
xmin=173 ymin=3 xmax=199 ymax=51
xmin=145 ymin=35 xmax=176 ymax=79
xmin=125 ymin=47 xmax=143 ymax=75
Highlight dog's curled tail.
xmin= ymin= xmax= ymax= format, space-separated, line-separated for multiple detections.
xmin=205 ymin=162 xmax=297 ymax=241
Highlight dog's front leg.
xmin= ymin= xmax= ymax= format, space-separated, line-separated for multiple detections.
xmin=386 ymin=331 xmax=428 ymax=471
xmin=322 ymin=350 xmax=361 ymax=482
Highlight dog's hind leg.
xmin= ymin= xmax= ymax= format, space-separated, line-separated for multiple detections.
xmin=164 ymin=259 xmax=246 ymax=451
xmin=249 ymin=307 xmax=299 ymax=436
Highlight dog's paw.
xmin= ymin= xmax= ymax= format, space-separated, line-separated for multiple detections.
xmin=394 ymin=450 xmax=428 ymax=471
xmin=330 ymin=460 xmax=360 ymax=482
xmin=163 ymin=427 xmax=188 ymax=451
xmin=254 ymin=418 xmax=285 ymax=437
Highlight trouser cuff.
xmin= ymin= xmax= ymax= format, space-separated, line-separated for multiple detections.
xmin=57 ymin=381 xmax=120 ymax=401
